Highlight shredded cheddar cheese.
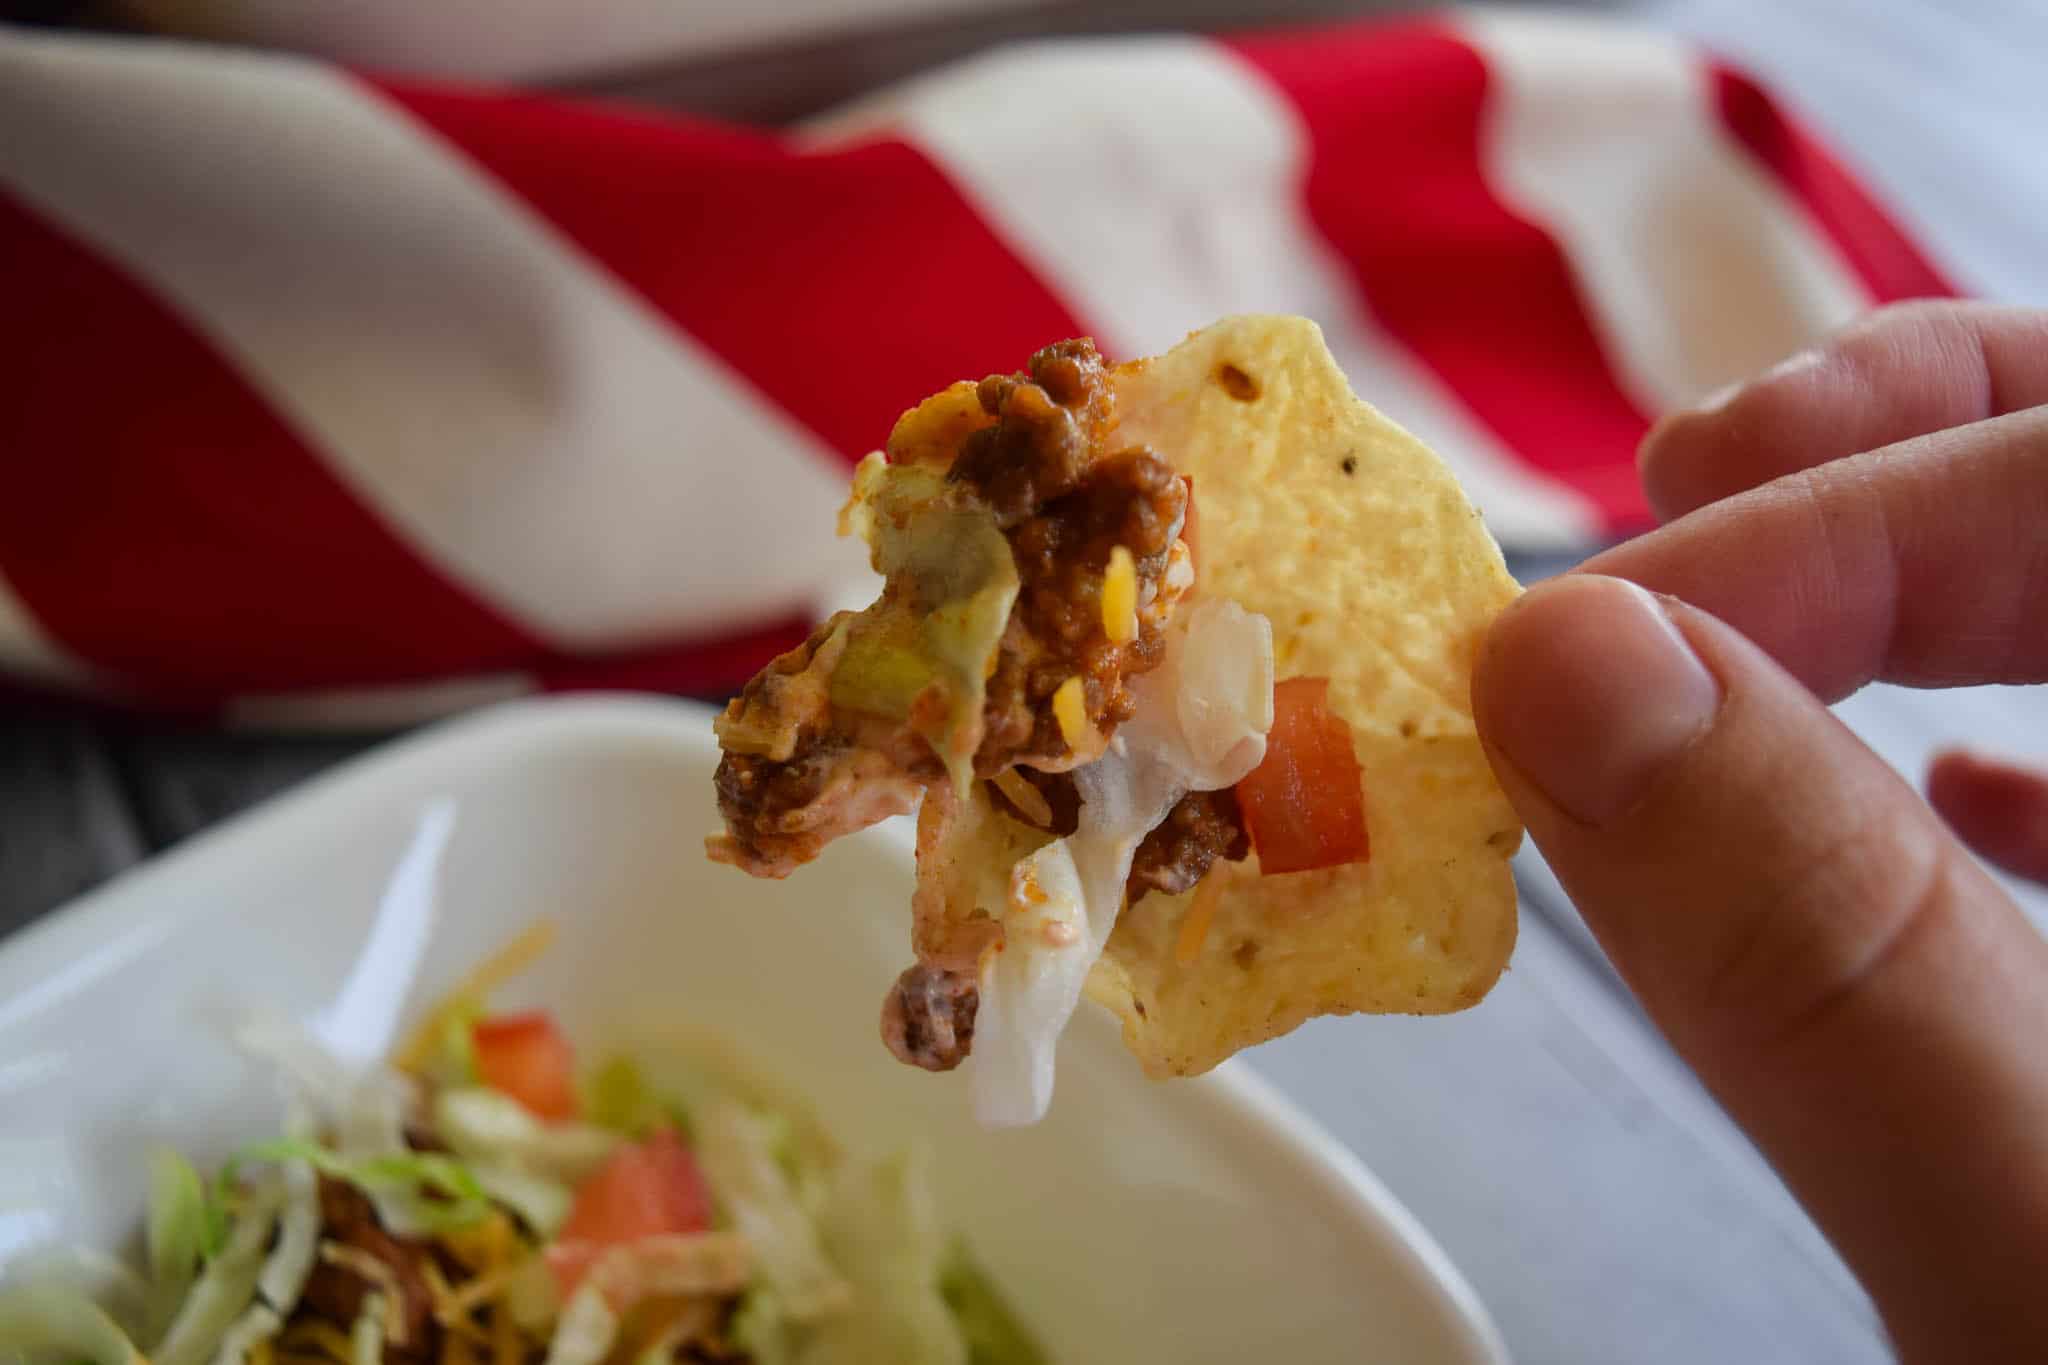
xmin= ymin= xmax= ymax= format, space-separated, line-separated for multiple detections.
xmin=1175 ymin=873 xmax=1227 ymax=967
xmin=1102 ymin=545 xmax=1138 ymax=643
xmin=491 ymin=1274 xmax=522 ymax=1365
xmin=440 ymin=1326 xmax=479 ymax=1365
xmin=992 ymin=769 xmax=1054 ymax=828
xmin=438 ymin=1210 xmax=517 ymax=1273
xmin=393 ymin=920 xmax=556 ymax=1074
xmin=1052 ymin=677 xmax=1088 ymax=751
xmin=424 ymin=1262 xmax=496 ymax=1342
xmin=438 ymin=1262 xmax=523 ymax=1326
xmin=280 ymin=1321 xmax=358 ymax=1365
xmin=320 ymin=1243 xmax=408 ymax=1346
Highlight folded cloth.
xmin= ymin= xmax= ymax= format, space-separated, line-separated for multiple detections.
xmin=0 ymin=12 xmax=1953 ymax=726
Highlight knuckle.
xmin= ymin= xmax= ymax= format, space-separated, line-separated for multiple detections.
xmin=1693 ymin=793 xmax=1957 ymax=1053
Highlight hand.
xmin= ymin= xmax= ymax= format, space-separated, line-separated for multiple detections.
xmin=1471 ymin=301 xmax=2048 ymax=1361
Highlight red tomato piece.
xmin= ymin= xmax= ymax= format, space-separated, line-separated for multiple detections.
xmin=1235 ymin=676 xmax=1370 ymax=875
xmin=549 ymin=1127 xmax=712 ymax=1295
xmin=471 ymin=1012 xmax=578 ymax=1121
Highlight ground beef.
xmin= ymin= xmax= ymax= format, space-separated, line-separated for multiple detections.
xmin=947 ymin=338 xmax=1115 ymax=528
xmin=955 ymin=341 xmax=1187 ymax=774
xmin=879 ymin=962 xmax=980 ymax=1071
xmin=296 ymin=1177 xmax=436 ymax=1355
xmin=713 ymin=337 xmax=1187 ymax=877
xmin=986 ymin=772 xmax=1250 ymax=906
xmin=711 ymin=620 xmax=935 ymax=878
xmin=1126 ymin=787 xmax=1251 ymax=901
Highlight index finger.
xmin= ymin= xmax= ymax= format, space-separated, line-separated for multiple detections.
xmin=1586 ymin=405 xmax=2048 ymax=703
xmin=1639 ymin=301 xmax=2048 ymax=522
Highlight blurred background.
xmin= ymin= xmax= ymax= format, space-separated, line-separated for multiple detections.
xmin=2 ymin=0 xmax=2041 ymax=933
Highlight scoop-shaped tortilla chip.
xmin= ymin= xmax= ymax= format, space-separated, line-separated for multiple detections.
xmin=1085 ymin=315 xmax=1524 ymax=1077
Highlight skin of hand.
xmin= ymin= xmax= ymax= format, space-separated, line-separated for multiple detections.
xmin=1470 ymin=301 xmax=2048 ymax=1361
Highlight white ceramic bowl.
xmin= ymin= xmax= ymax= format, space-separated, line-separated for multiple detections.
xmin=0 ymin=695 xmax=1506 ymax=1363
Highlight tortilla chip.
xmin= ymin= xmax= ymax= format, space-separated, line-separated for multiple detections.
xmin=1084 ymin=315 xmax=1524 ymax=1077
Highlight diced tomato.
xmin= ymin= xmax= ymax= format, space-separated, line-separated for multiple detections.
xmin=548 ymin=1127 xmax=711 ymax=1295
xmin=542 ymin=1241 xmax=605 ymax=1296
xmin=472 ymin=1012 xmax=578 ymax=1121
xmin=1235 ymin=676 xmax=1370 ymax=875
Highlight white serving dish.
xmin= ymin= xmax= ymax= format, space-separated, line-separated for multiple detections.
xmin=0 ymin=695 xmax=1506 ymax=1363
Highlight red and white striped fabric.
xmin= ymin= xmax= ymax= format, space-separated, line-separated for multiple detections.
xmin=0 ymin=13 xmax=1955 ymax=726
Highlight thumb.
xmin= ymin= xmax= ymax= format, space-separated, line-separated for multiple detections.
xmin=1474 ymin=574 xmax=2048 ymax=1360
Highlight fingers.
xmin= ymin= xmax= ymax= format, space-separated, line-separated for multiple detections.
xmin=1640 ymin=301 xmax=2048 ymax=521
xmin=1928 ymin=749 xmax=2048 ymax=885
xmin=1475 ymin=575 xmax=2048 ymax=1359
xmin=1581 ymin=405 xmax=2048 ymax=703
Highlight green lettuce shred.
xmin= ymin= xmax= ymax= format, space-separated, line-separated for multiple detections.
xmin=152 ymin=1184 xmax=277 ymax=1365
xmin=938 ymin=1243 xmax=1047 ymax=1365
xmin=583 ymin=1055 xmax=686 ymax=1139
xmin=695 ymin=1099 xmax=849 ymax=1323
xmin=222 ymin=1139 xmax=491 ymax=1233
xmin=0 ymin=1290 xmax=145 ymax=1365
xmin=796 ymin=1146 xmax=965 ymax=1365
xmin=146 ymin=1148 xmax=213 ymax=1283
xmin=432 ymin=1087 xmax=618 ymax=1184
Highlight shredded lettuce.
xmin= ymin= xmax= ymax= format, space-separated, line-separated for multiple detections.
xmin=433 ymin=1087 xmax=619 ymax=1183
xmin=467 ymin=1162 xmax=573 ymax=1238
xmin=796 ymin=1145 xmax=964 ymax=1365
xmin=4 ymin=1248 xmax=152 ymax=1344
xmin=256 ymin=1170 xmax=319 ymax=1320
xmin=147 ymin=1148 xmax=215 ymax=1286
xmin=694 ymin=1099 xmax=849 ymax=1322
xmin=938 ymin=1244 xmax=1045 ymax=1365
xmin=838 ymin=454 xmax=1022 ymax=798
xmin=347 ymin=1296 xmax=383 ymax=1365
xmin=540 ymin=1286 xmax=616 ymax=1365
xmin=581 ymin=1055 xmax=685 ymax=1139
xmin=249 ymin=1101 xmax=321 ymax=1323
xmin=222 ymin=1139 xmax=489 ymax=1235
xmin=0 ymin=1290 xmax=146 ymax=1365
xmin=152 ymin=1184 xmax=278 ymax=1365
xmin=728 ymin=1288 xmax=793 ymax=1365
xmin=206 ymin=1305 xmax=280 ymax=1365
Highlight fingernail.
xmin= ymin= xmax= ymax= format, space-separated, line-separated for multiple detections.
xmin=1479 ymin=576 xmax=1722 ymax=827
xmin=1684 ymin=348 xmax=1820 ymax=417
xmin=1688 ymin=379 xmax=1744 ymax=417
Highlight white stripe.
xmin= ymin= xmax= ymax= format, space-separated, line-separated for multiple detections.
xmin=0 ymin=30 xmax=865 ymax=654
xmin=1458 ymin=10 xmax=1872 ymax=414
xmin=806 ymin=37 xmax=1600 ymax=550
xmin=0 ymin=570 xmax=93 ymax=690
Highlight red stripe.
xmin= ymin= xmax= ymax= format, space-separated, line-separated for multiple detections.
xmin=1228 ymin=21 xmax=1653 ymax=530
xmin=0 ymin=193 xmax=543 ymax=704
xmin=535 ymin=614 xmax=813 ymax=700
xmin=364 ymin=79 xmax=1091 ymax=468
xmin=1710 ymin=67 xmax=1958 ymax=303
